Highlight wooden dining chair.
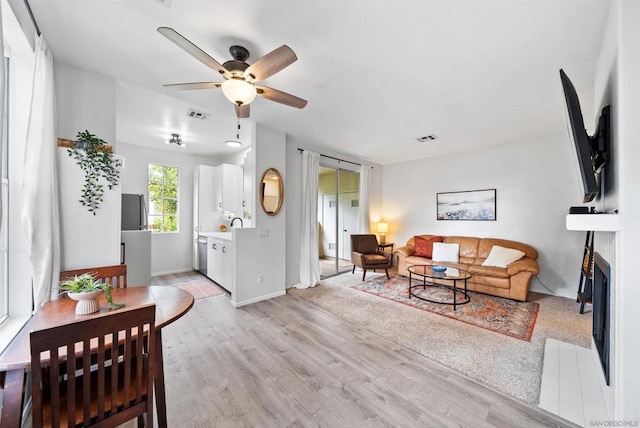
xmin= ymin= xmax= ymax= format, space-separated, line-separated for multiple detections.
xmin=30 ymin=303 xmax=156 ymax=428
xmin=60 ymin=264 xmax=128 ymax=288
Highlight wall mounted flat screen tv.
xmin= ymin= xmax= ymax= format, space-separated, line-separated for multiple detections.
xmin=559 ymin=69 xmax=610 ymax=203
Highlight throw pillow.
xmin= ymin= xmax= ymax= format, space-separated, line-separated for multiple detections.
xmin=482 ymin=245 xmax=526 ymax=268
xmin=414 ymin=236 xmax=443 ymax=258
xmin=432 ymin=242 xmax=460 ymax=263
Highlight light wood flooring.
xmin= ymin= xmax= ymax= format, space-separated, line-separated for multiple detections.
xmin=157 ymin=272 xmax=577 ymax=427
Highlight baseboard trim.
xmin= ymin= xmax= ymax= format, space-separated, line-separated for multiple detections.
xmin=152 ymin=268 xmax=196 ymax=277
xmin=232 ymin=290 xmax=286 ymax=308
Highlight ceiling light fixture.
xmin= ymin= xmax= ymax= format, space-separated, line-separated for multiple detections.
xmin=225 ymin=120 xmax=243 ymax=148
xmin=221 ymin=78 xmax=257 ymax=106
xmin=166 ymin=133 xmax=186 ymax=147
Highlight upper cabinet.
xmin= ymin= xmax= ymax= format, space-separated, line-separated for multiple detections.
xmin=213 ymin=163 xmax=243 ymax=214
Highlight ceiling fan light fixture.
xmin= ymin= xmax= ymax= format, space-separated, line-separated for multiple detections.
xmin=221 ymin=78 xmax=257 ymax=105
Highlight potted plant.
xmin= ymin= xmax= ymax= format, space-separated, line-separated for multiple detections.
xmin=67 ymin=130 xmax=122 ymax=215
xmin=59 ymin=273 xmax=124 ymax=314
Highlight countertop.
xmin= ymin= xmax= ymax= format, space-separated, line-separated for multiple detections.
xmin=199 ymin=231 xmax=232 ymax=240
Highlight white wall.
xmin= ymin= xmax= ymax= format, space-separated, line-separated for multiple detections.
xmin=383 ymin=136 xmax=584 ymax=299
xmin=117 ymin=143 xmax=219 ymax=275
xmin=595 ymin=0 xmax=640 ymax=419
xmin=55 ymin=62 xmax=116 ymax=143
xmin=54 ymin=63 xmax=122 ymax=269
xmin=233 ymin=124 xmax=286 ymax=306
xmin=285 ymin=138 xmax=383 ymax=288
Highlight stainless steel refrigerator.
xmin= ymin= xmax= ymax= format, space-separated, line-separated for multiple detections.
xmin=121 ymin=194 xmax=151 ymax=285
xmin=121 ymin=194 xmax=148 ymax=230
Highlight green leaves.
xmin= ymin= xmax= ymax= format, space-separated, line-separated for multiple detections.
xmin=68 ymin=130 xmax=121 ymax=215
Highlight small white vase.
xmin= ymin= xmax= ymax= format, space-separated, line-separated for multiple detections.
xmin=68 ymin=290 xmax=102 ymax=315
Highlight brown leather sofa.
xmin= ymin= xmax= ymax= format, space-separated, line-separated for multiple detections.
xmin=395 ymin=235 xmax=540 ymax=301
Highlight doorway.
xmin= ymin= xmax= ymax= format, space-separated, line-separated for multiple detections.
xmin=318 ymin=166 xmax=360 ymax=278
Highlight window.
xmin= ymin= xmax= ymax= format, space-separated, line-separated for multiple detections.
xmin=147 ymin=164 xmax=179 ymax=233
xmin=0 ymin=57 xmax=8 ymax=322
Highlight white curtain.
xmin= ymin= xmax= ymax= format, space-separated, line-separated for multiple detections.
xmin=357 ymin=164 xmax=371 ymax=233
xmin=295 ymin=150 xmax=320 ymax=289
xmin=22 ymin=35 xmax=60 ymax=308
xmin=0 ymin=2 xmax=4 ymax=228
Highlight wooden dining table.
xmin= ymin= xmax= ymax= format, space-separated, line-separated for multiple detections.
xmin=0 ymin=285 xmax=194 ymax=428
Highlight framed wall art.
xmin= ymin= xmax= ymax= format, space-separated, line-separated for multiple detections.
xmin=436 ymin=189 xmax=496 ymax=221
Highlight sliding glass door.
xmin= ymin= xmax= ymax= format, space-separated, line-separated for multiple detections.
xmin=318 ymin=166 xmax=360 ymax=278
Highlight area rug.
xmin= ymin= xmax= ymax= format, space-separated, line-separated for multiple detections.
xmin=353 ymin=275 xmax=538 ymax=341
xmin=172 ymin=280 xmax=226 ymax=300
xmin=288 ymin=270 xmax=592 ymax=404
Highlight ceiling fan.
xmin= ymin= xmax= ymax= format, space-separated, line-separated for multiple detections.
xmin=157 ymin=27 xmax=307 ymax=118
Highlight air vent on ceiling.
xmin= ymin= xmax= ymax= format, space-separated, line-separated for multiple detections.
xmin=416 ymin=134 xmax=438 ymax=143
xmin=186 ymin=109 xmax=209 ymax=120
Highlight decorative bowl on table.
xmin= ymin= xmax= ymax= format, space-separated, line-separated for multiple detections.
xmin=431 ymin=265 xmax=447 ymax=273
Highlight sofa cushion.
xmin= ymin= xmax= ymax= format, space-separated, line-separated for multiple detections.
xmin=468 ymin=264 xmax=510 ymax=279
xmin=432 ymin=242 xmax=460 ymax=263
xmin=414 ymin=235 xmax=443 ymax=258
xmin=482 ymin=245 xmax=526 ymax=268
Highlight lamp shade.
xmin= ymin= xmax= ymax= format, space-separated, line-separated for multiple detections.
xmin=377 ymin=222 xmax=388 ymax=234
xmin=221 ymin=79 xmax=257 ymax=105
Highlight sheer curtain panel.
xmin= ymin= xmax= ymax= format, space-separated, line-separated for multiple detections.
xmin=357 ymin=164 xmax=371 ymax=233
xmin=21 ymin=35 xmax=60 ymax=308
xmin=295 ymin=150 xmax=320 ymax=289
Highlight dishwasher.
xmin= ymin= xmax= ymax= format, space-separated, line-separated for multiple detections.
xmin=197 ymin=235 xmax=208 ymax=276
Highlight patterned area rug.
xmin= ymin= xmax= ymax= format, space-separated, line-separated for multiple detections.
xmin=353 ymin=275 xmax=538 ymax=341
xmin=172 ymin=280 xmax=226 ymax=300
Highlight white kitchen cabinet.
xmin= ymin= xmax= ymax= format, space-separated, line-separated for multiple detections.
xmin=213 ymin=163 xmax=243 ymax=214
xmin=207 ymin=237 xmax=232 ymax=290
xmin=193 ymin=165 xmax=216 ymax=270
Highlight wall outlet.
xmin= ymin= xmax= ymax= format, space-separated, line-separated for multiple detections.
xmin=258 ymin=228 xmax=269 ymax=237
xmin=257 ymin=273 xmax=264 ymax=283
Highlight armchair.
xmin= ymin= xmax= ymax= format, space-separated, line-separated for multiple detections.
xmin=350 ymin=234 xmax=392 ymax=280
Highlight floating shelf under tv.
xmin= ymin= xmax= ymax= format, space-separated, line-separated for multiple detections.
xmin=566 ymin=214 xmax=619 ymax=232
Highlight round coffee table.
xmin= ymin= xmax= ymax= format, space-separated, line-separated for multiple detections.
xmin=408 ymin=265 xmax=471 ymax=311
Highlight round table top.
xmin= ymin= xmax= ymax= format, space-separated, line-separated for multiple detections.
xmin=0 ymin=286 xmax=194 ymax=371
xmin=408 ymin=264 xmax=471 ymax=280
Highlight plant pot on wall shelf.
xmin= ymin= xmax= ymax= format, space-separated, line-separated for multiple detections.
xmin=58 ymin=130 xmax=121 ymax=215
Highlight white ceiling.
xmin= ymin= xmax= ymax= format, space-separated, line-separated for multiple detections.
xmin=27 ymin=0 xmax=611 ymax=165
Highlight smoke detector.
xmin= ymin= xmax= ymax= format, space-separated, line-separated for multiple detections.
xmin=186 ymin=109 xmax=209 ymax=120
xmin=416 ymin=135 xmax=438 ymax=143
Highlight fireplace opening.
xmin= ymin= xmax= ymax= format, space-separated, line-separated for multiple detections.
xmin=593 ymin=252 xmax=610 ymax=385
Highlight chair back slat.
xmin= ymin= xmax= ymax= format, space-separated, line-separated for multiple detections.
xmin=65 ymin=343 xmax=76 ymax=427
xmin=60 ymin=264 xmax=128 ymax=289
xmin=30 ymin=304 xmax=155 ymax=427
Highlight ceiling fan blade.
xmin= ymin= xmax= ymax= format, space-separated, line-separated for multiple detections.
xmin=245 ymin=45 xmax=297 ymax=82
xmin=256 ymin=86 xmax=307 ymax=109
xmin=163 ymin=82 xmax=222 ymax=90
xmin=157 ymin=27 xmax=230 ymax=79
xmin=235 ymin=104 xmax=250 ymax=118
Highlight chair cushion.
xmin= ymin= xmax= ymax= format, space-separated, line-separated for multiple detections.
xmin=363 ymin=254 xmax=390 ymax=265
xmin=414 ymin=235 xmax=443 ymax=258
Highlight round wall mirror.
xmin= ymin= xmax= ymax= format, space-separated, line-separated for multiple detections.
xmin=260 ymin=168 xmax=284 ymax=216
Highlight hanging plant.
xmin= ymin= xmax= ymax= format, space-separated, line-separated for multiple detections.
xmin=67 ymin=130 xmax=122 ymax=215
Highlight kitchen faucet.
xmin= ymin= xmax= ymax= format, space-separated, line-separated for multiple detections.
xmin=230 ymin=217 xmax=243 ymax=228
